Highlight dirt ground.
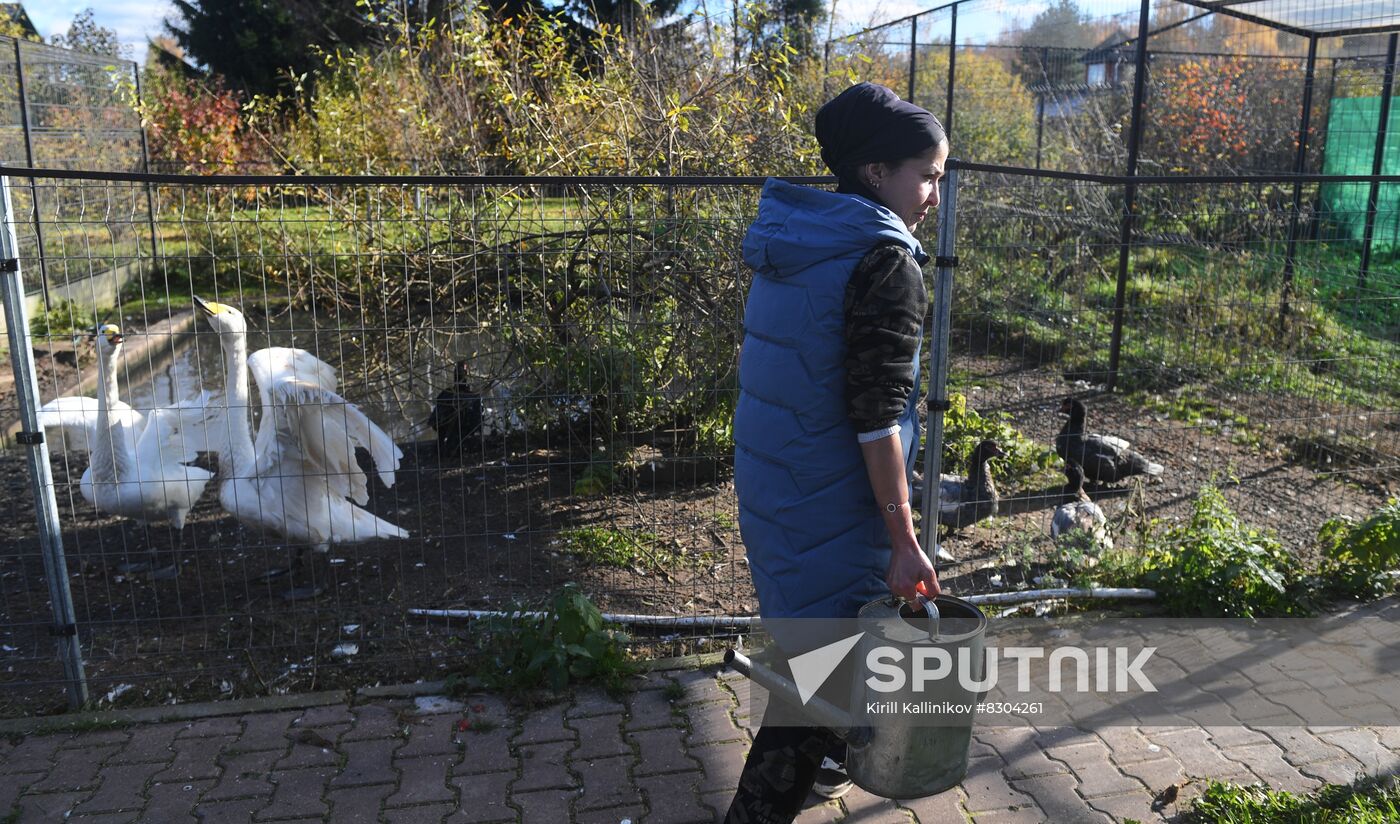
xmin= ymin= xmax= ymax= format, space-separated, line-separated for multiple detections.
xmin=0 ymin=349 xmax=1394 ymax=719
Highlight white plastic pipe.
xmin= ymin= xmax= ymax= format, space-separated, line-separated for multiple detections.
xmin=408 ymin=588 xmax=1156 ymax=629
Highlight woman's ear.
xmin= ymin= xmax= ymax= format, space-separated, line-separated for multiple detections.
xmin=861 ymin=161 xmax=885 ymax=191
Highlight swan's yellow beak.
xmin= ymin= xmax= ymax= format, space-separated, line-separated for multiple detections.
xmin=193 ymin=295 xmax=230 ymax=316
xmin=97 ymin=323 xmax=122 ymax=345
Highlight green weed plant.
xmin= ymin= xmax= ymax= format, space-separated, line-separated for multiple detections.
xmin=470 ymin=584 xmax=636 ymax=696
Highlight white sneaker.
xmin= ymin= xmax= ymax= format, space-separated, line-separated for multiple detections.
xmin=812 ymin=756 xmax=854 ymax=799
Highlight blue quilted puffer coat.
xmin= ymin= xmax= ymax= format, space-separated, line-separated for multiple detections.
xmin=735 ymin=178 xmax=928 ymax=621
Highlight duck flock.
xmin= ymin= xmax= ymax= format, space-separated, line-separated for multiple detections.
xmin=937 ymin=397 xmax=1163 ymax=561
xmin=36 ymin=300 xmax=1164 ymax=598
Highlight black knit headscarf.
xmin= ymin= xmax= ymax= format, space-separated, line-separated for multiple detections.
xmin=814 ymin=82 xmax=947 ymax=203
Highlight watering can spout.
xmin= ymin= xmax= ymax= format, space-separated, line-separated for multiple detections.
xmin=723 ymin=648 xmax=864 ymax=742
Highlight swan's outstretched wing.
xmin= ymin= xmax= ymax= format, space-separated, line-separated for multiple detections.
xmin=134 ymin=390 xmax=221 ymax=467
xmin=248 ymin=348 xmax=402 ymax=505
xmin=38 ymin=396 xmax=142 ymax=452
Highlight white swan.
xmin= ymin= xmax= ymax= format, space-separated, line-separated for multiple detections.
xmin=193 ymin=297 xmax=407 ymax=598
xmin=38 ymin=323 xmax=215 ymax=577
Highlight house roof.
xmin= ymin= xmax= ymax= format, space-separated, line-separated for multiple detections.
xmin=1081 ymin=31 xmax=1135 ymax=64
xmin=1175 ymin=0 xmax=1400 ymax=38
xmin=0 ymin=3 xmax=39 ymax=39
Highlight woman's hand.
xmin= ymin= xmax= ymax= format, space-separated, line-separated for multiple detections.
xmin=886 ymin=538 xmax=940 ymax=602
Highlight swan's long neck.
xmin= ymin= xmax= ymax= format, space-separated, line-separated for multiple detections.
xmin=219 ymin=329 xmax=257 ymax=480
xmin=90 ymin=343 xmax=127 ymax=480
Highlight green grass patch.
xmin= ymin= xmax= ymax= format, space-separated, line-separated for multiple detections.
xmin=557 ymin=525 xmax=713 ymax=572
xmin=1177 ymin=774 xmax=1400 ymax=823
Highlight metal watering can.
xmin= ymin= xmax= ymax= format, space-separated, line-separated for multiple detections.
xmin=726 ymin=593 xmax=988 ymax=799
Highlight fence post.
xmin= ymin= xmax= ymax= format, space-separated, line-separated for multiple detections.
xmin=0 ymin=175 xmax=88 ymax=710
xmin=1106 ymin=0 xmax=1152 ymax=392
xmin=1035 ymin=47 xmax=1048 ymax=170
xmin=133 ymin=64 xmax=161 ymax=270
xmin=908 ymin=16 xmax=918 ymax=105
xmin=920 ymin=163 xmax=958 ymax=570
xmin=944 ymin=5 xmax=957 ymax=137
xmin=1359 ymin=33 xmax=1397 ymax=288
xmin=13 ymin=38 xmax=51 ymax=314
xmin=1280 ymin=36 xmax=1318 ymax=331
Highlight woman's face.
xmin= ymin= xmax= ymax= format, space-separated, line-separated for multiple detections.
xmin=864 ymin=142 xmax=949 ymax=231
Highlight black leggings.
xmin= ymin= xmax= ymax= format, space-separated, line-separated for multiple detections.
xmin=723 ymin=721 xmax=842 ymax=824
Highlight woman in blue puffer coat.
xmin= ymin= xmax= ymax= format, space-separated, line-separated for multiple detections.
xmin=725 ymin=82 xmax=949 ymax=823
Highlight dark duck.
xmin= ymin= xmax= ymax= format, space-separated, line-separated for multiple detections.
xmin=939 ymin=439 xmax=1004 ymax=532
xmin=423 ymin=362 xmax=483 ymax=459
xmin=1051 ymin=462 xmax=1111 ymax=550
xmin=1056 ymin=398 xmax=1163 ymax=484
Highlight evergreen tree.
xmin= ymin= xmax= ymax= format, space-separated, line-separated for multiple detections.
xmin=165 ymin=0 xmax=373 ymax=97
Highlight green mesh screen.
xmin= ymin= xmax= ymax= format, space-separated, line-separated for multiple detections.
xmin=1320 ymin=96 xmax=1400 ymax=252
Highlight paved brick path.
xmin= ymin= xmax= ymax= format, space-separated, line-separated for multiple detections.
xmin=2 ymin=666 xmax=1399 ymax=823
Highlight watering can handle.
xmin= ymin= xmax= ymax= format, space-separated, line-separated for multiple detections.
xmin=918 ymin=594 xmax=940 ymax=641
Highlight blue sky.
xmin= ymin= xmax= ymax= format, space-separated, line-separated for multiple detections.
xmin=27 ymin=1 xmax=176 ymax=59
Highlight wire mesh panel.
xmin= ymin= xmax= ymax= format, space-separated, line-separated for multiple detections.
xmin=938 ymin=167 xmax=1396 ymax=593
xmin=0 ymin=174 xmax=766 ymax=715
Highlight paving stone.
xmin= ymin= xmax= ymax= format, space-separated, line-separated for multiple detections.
xmin=25 ymin=743 xmax=122 ymax=792
xmin=383 ymin=803 xmax=453 ymax=824
xmin=967 ymin=807 xmax=1048 ymax=824
xmin=959 ymin=756 xmax=1036 ymax=814
xmin=685 ymin=701 xmax=746 ymax=747
xmin=1086 ymin=790 xmax=1165 ymax=823
xmin=1204 ymin=725 xmax=1273 ymax=749
xmin=1008 ymin=773 xmax=1110 ymax=823
xmin=568 ymin=686 xmax=627 ymax=719
xmin=1221 ymin=742 xmax=1321 ymax=795
xmin=386 ymin=755 xmax=456 ymax=807
xmin=325 ymin=783 xmax=395 ymax=824
xmin=257 ymin=768 xmax=335 ymax=820
xmin=113 ymin=723 xmax=183 ymax=765
xmin=1316 ymin=728 xmax=1400 ymax=773
xmin=399 ymin=716 xmax=460 ymax=759
xmin=515 ymin=702 xmax=574 ymax=745
xmin=0 ymin=772 xmax=40 ymax=814
xmin=176 ymin=717 xmax=243 ymax=739
xmin=203 ymin=751 xmax=279 ymax=802
xmin=1145 ymin=729 xmax=1256 ymax=783
xmin=571 ymin=713 xmax=632 ymax=760
xmin=231 ymin=711 xmax=301 ymax=753
xmin=0 ymin=735 xmax=66 ymax=774
xmin=510 ymin=788 xmax=571 ymax=822
xmin=636 ymin=771 xmax=712 ymax=823
xmin=331 ymin=738 xmax=402 ymax=787
xmin=577 ymin=803 xmax=645 ymax=823
xmin=1258 ymin=726 xmax=1350 ymax=767
xmin=690 ymin=741 xmax=747 ymax=796
xmin=673 ymin=670 xmax=725 ymax=707
xmin=57 ymin=729 xmax=131 ymax=749
xmin=973 ymin=728 xmax=1069 ymax=780
xmin=1114 ymin=757 xmax=1187 ymax=798
xmin=14 ymin=790 xmax=92 ymax=822
xmin=67 ymin=812 xmax=138 ymax=823
xmin=143 ymin=778 xmax=211 ymax=823
xmin=452 ymin=694 xmax=511 ymax=731
xmin=1375 ymin=727 xmax=1400 ymax=750
xmin=894 ymin=786 xmax=969 ymax=824
xmin=273 ymin=725 xmax=348 ymax=769
xmin=1066 ymin=756 xmax=1142 ymax=798
xmin=513 ymin=740 xmax=576 ymax=792
xmin=698 ymin=789 xmax=734 ymax=822
xmin=195 ymin=796 xmax=274 ymax=824
xmin=454 ymin=727 xmax=514 ymax=775
xmin=1299 ymin=757 xmax=1368 ymax=786
xmin=840 ymin=784 xmax=915 ymax=822
xmin=152 ymin=735 xmax=237 ymax=783
xmin=1044 ymin=738 xmax=1113 ymax=771
xmin=572 ymin=754 xmax=641 ymax=812
xmin=625 ymin=687 xmax=681 ymax=732
xmin=70 ymin=761 xmax=165 ymax=815
xmin=447 ymin=771 xmax=515 ymax=822
xmin=344 ymin=703 xmax=409 ymax=742
xmin=629 ymin=727 xmax=700 ymax=777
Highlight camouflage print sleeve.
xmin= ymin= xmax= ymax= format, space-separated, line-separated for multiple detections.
xmin=843 ymin=243 xmax=929 ymax=435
